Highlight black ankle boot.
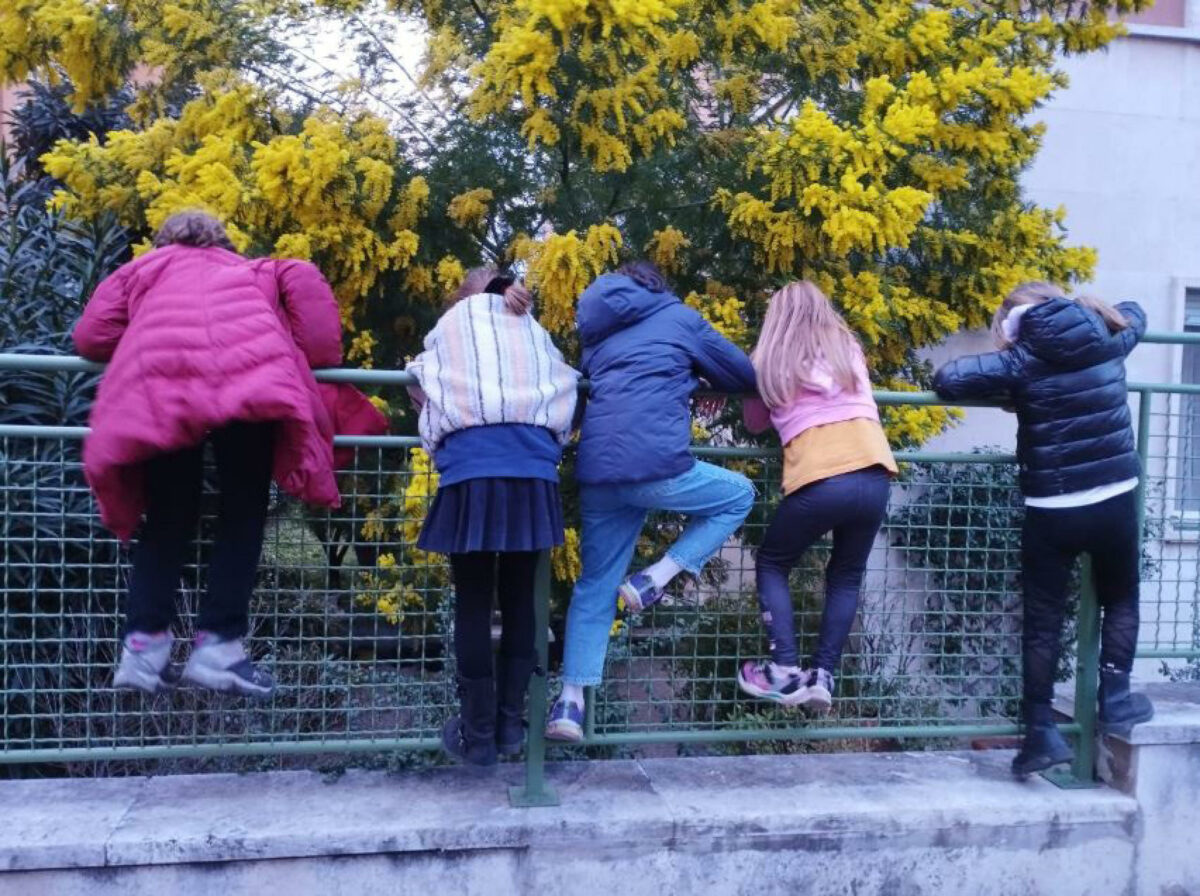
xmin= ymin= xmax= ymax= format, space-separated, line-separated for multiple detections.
xmin=442 ymin=676 xmax=498 ymax=768
xmin=1099 ymin=667 xmax=1154 ymax=736
xmin=495 ymin=654 xmax=537 ymax=756
xmin=1012 ymin=702 xmax=1073 ymax=778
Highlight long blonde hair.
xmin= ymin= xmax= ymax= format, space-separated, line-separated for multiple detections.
xmin=751 ymin=280 xmax=863 ymax=409
xmin=992 ymin=281 xmax=1129 ymax=349
xmin=451 ymin=266 xmax=532 ymax=315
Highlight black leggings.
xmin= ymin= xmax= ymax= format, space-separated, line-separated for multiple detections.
xmin=755 ymin=467 xmax=890 ymax=670
xmin=448 ymin=551 xmax=539 ymax=679
xmin=126 ymin=422 xmax=274 ymax=640
xmin=1021 ymin=488 xmax=1141 ymax=707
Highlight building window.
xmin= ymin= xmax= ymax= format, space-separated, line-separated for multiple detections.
xmin=1181 ymin=290 xmax=1200 ymax=516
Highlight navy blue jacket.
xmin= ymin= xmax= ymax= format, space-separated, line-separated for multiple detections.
xmin=933 ymin=298 xmax=1147 ymax=498
xmin=575 ymin=273 xmax=757 ymax=485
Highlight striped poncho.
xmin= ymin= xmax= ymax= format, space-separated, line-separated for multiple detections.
xmin=406 ymin=293 xmax=580 ymax=454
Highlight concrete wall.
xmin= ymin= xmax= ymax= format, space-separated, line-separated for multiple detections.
xmin=8 ymin=680 xmax=1199 ymax=895
xmin=0 ymin=750 xmax=1146 ymax=896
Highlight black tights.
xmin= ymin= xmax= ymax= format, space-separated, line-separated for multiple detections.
xmin=449 ymin=552 xmax=539 ymax=679
xmin=1021 ymin=489 xmax=1141 ymax=708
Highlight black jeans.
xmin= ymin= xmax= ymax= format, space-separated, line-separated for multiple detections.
xmin=1021 ymin=488 xmax=1140 ymax=708
xmin=126 ymin=423 xmax=275 ymax=640
xmin=448 ymin=551 xmax=539 ymax=679
xmin=755 ymin=467 xmax=890 ymax=670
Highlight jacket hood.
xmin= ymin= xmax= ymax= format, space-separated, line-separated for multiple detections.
xmin=1019 ymin=298 xmax=1124 ymax=370
xmin=576 ymin=273 xmax=680 ymax=346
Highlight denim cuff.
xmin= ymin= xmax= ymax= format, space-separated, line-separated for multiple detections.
xmin=666 ymin=550 xmax=702 ymax=577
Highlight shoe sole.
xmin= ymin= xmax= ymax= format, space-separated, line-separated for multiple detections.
xmin=545 ymin=720 xmax=583 ymax=742
xmin=114 ymin=663 xmax=181 ymax=695
xmin=797 ymin=686 xmax=832 ymax=713
xmin=1011 ymin=754 xmax=1073 ymax=779
xmin=617 ymin=582 xmax=647 ymax=614
xmin=1099 ymin=707 xmax=1155 ymax=737
xmin=113 ymin=675 xmax=173 ymax=695
xmin=736 ymin=670 xmax=805 ymax=707
xmin=181 ymin=665 xmax=274 ymax=698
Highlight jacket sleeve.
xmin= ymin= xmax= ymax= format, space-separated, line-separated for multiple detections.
xmin=319 ymin=383 xmax=389 ymax=469
xmin=404 ymin=350 xmax=429 ymax=410
xmin=742 ymin=397 xmax=773 ymax=435
xmin=275 ymin=260 xmax=343 ymax=368
xmin=73 ymin=264 xmax=133 ymax=361
xmin=689 ymin=313 xmax=757 ymax=393
xmin=1115 ymin=301 xmax=1147 ymax=357
xmin=405 ymin=310 xmax=452 ymax=410
xmin=932 ymin=350 xmax=1022 ymax=401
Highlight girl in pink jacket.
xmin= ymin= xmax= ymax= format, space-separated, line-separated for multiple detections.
xmin=74 ymin=210 xmax=380 ymax=698
xmin=737 ymin=281 xmax=897 ymax=709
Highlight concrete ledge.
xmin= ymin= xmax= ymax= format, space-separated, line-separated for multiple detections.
xmin=1109 ymin=680 xmax=1200 ymax=746
xmin=0 ymin=751 xmax=1140 ymax=895
xmin=1056 ymin=679 xmax=1200 ymax=896
xmin=1054 ymin=679 xmax=1200 ymax=746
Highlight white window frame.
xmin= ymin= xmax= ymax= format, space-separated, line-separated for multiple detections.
xmin=1164 ymin=278 xmax=1200 ymax=536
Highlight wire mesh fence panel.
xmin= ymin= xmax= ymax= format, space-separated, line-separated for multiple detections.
xmin=2 ymin=354 xmax=1197 ymax=772
xmin=585 ymin=450 xmax=1026 ymax=746
xmin=1136 ymin=386 xmax=1200 ymax=666
xmin=0 ymin=429 xmax=453 ymax=770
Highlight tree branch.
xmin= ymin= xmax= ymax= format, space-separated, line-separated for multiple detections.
xmin=349 ymin=14 xmax=455 ymax=130
xmin=608 ymin=198 xmax=710 ymax=218
xmin=467 ymin=0 xmax=491 ymax=29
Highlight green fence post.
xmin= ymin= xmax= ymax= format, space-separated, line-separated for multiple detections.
xmin=1135 ymin=388 xmax=1151 ymax=534
xmin=1045 ymin=557 xmax=1100 ymax=788
xmin=510 ymin=550 xmax=560 ymax=807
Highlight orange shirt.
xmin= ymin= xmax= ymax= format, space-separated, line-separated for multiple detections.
xmin=782 ymin=418 xmax=898 ymax=495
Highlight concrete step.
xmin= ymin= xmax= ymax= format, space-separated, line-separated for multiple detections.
xmin=0 ymin=749 xmax=1138 ymax=895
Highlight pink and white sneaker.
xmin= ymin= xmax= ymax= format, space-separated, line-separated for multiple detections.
xmin=113 ymin=631 xmax=179 ymax=694
xmin=736 ymin=660 xmax=805 ymax=706
xmin=797 ymin=668 xmax=835 ymax=712
xmin=182 ymin=632 xmax=275 ymax=698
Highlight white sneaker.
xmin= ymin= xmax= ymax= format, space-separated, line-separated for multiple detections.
xmin=113 ymin=632 xmax=179 ymax=693
xmin=796 ymin=668 xmax=835 ymax=712
xmin=182 ymin=633 xmax=275 ymax=698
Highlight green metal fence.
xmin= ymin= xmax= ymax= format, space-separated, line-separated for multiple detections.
xmin=1 ymin=337 xmax=1198 ymax=804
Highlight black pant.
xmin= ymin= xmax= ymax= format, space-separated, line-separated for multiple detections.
xmin=126 ymin=423 xmax=274 ymax=640
xmin=755 ymin=467 xmax=891 ymax=670
xmin=448 ymin=552 xmax=539 ymax=679
xmin=1021 ymin=488 xmax=1141 ymax=707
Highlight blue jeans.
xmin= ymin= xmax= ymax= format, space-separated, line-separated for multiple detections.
xmin=755 ymin=467 xmax=890 ymax=670
xmin=562 ymin=461 xmax=755 ymax=686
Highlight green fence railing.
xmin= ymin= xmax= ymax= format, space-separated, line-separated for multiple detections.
xmin=1 ymin=339 xmax=1198 ymax=803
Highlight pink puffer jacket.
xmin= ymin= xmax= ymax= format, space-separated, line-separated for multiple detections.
xmin=73 ymin=244 xmax=350 ymax=541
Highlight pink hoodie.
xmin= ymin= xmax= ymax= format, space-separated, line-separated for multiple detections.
xmin=743 ymin=352 xmax=881 ymax=443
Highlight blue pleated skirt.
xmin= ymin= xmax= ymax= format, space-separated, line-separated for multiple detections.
xmin=417 ymin=477 xmax=565 ymax=554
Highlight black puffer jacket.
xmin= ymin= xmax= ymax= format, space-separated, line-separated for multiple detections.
xmin=933 ymin=298 xmax=1147 ymax=498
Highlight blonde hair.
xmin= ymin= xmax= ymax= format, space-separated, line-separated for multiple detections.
xmin=452 ymin=266 xmax=532 ymax=315
xmin=154 ymin=210 xmax=236 ymax=252
xmin=751 ymin=280 xmax=863 ymax=409
xmin=992 ymin=280 xmax=1129 ymax=349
